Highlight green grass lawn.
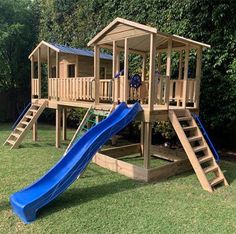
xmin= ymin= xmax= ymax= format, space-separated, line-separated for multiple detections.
xmin=0 ymin=123 xmax=236 ymax=233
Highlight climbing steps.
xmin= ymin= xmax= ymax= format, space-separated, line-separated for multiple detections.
xmin=4 ymin=101 xmax=47 ymax=149
xmin=65 ymin=105 xmax=112 ymax=154
xmin=169 ymin=109 xmax=228 ymax=192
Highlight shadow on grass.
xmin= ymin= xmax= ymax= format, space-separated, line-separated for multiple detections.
xmin=38 ymin=179 xmax=145 ymax=220
xmin=0 ymin=200 xmax=11 ymax=211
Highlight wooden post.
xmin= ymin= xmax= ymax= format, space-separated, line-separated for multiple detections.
xmin=157 ymin=52 xmax=161 ymax=73
xmin=62 ymin=108 xmax=67 ymax=141
xmin=56 ymin=108 xmax=61 ymax=148
xmin=116 ymin=50 xmax=120 ymax=102
xmin=31 ymin=56 xmax=34 ymax=98
xmin=165 ymin=39 xmax=172 ymax=109
xmin=37 ymin=48 xmax=41 ymax=99
xmin=47 ymin=47 xmax=51 ymax=99
xmin=178 ymin=50 xmax=183 ymax=80
xmin=32 ymin=122 xmax=38 ymax=141
xmin=183 ymin=44 xmax=189 ymax=108
xmin=148 ymin=33 xmax=156 ymax=111
xmin=112 ymin=41 xmax=118 ymax=103
xmin=142 ymin=122 xmax=152 ymax=169
xmin=141 ymin=54 xmax=147 ymax=82
xmin=75 ymin=55 xmax=79 ymax=77
xmin=94 ymin=45 xmax=100 ymax=105
xmin=195 ymin=47 xmax=202 ymax=109
xmin=56 ymin=52 xmax=59 ymax=100
xmin=124 ymin=38 xmax=129 ymax=102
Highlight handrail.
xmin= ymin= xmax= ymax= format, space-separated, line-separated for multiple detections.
xmin=192 ymin=114 xmax=220 ymax=162
xmin=12 ymin=102 xmax=31 ymax=130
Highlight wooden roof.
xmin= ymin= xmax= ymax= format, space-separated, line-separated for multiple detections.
xmin=29 ymin=41 xmax=113 ymax=60
xmin=87 ymin=18 xmax=210 ymax=52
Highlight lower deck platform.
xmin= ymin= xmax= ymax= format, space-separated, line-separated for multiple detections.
xmin=34 ymin=98 xmax=199 ymax=122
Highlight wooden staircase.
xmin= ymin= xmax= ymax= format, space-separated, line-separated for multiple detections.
xmin=169 ymin=109 xmax=228 ymax=192
xmin=4 ymin=101 xmax=47 ymax=149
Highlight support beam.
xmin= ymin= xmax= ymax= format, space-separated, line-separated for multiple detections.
xmin=142 ymin=122 xmax=152 ymax=169
xmin=37 ymin=48 xmax=41 ymax=99
xmin=62 ymin=108 xmax=67 ymax=141
xmin=94 ymin=45 xmax=100 ymax=104
xmin=165 ymin=39 xmax=172 ymax=109
xmin=123 ymin=38 xmax=129 ymax=102
xmin=32 ymin=121 xmax=38 ymax=141
xmin=148 ymin=33 xmax=156 ymax=111
xmin=75 ymin=55 xmax=79 ymax=77
xmin=183 ymin=44 xmax=190 ymax=108
xmin=141 ymin=54 xmax=147 ymax=82
xmin=56 ymin=108 xmax=62 ymax=148
xmin=195 ymin=47 xmax=202 ymax=109
xmin=112 ymin=41 xmax=118 ymax=102
xmin=56 ymin=52 xmax=59 ymax=100
xmin=47 ymin=47 xmax=51 ymax=99
xmin=178 ymin=50 xmax=183 ymax=80
xmin=31 ymin=56 xmax=34 ymax=98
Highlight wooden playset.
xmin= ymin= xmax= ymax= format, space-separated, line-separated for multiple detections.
xmin=4 ymin=18 xmax=228 ymax=192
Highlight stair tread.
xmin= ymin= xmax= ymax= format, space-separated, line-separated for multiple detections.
xmin=25 ymin=115 xmax=33 ymax=119
xmin=183 ymin=126 xmax=197 ymax=131
xmin=21 ymin=121 xmax=30 ymax=125
xmin=193 ymin=145 xmax=207 ymax=153
xmin=29 ymin=109 xmax=38 ymax=113
xmin=16 ymin=127 xmax=25 ymax=132
xmin=198 ymin=155 xmax=213 ymax=164
xmin=210 ymin=177 xmax=224 ymax=187
xmin=178 ymin=116 xmax=192 ymax=121
xmin=204 ymin=165 xmax=218 ymax=174
xmin=7 ymin=140 xmax=15 ymax=145
xmin=12 ymin=133 xmax=20 ymax=138
xmin=188 ymin=135 xmax=202 ymax=142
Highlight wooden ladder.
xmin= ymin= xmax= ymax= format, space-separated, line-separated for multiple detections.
xmin=169 ymin=109 xmax=228 ymax=192
xmin=64 ymin=105 xmax=113 ymax=154
xmin=4 ymin=101 xmax=47 ymax=149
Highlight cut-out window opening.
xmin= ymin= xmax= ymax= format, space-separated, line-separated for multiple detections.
xmin=68 ymin=64 xmax=75 ymax=78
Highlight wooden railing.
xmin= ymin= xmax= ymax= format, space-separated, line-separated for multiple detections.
xmin=99 ymin=79 xmax=113 ymax=101
xmin=32 ymin=79 xmax=39 ymax=96
xmin=48 ymin=77 xmax=94 ymax=101
xmin=33 ymin=76 xmax=197 ymax=108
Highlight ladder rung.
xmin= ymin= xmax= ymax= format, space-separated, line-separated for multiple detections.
xmin=188 ymin=135 xmax=202 ymax=142
xmin=183 ymin=126 xmax=197 ymax=131
xmin=204 ymin=165 xmax=218 ymax=174
xmin=7 ymin=140 xmax=15 ymax=145
xmin=210 ymin=177 xmax=224 ymax=187
xmin=25 ymin=115 xmax=33 ymax=119
xmin=178 ymin=116 xmax=192 ymax=121
xmin=193 ymin=145 xmax=207 ymax=153
xmin=21 ymin=121 xmax=29 ymax=125
xmin=29 ymin=109 xmax=38 ymax=113
xmin=198 ymin=155 xmax=213 ymax=164
xmin=16 ymin=127 xmax=25 ymax=132
xmin=12 ymin=133 xmax=20 ymax=138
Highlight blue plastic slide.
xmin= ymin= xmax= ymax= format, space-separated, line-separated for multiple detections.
xmin=10 ymin=102 xmax=142 ymax=223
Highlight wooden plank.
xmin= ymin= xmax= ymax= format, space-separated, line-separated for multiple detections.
xmin=148 ymin=33 xmax=156 ymax=111
xmin=94 ymin=45 xmax=100 ymax=104
xmin=143 ymin=122 xmax=152 ymax=169
xmin=182 ymin=45 xmax=189 ymax=108
xmin=123 ymin=38 xmax=129 ymax=102
xmin=37 ymin=48 xmax=41 ymax=99
xmin=56 ymin=52 xmax=59 ymax=100
xmin=56 ymin=108 xmax=61 ymax=148
xmin=93 ymin=152 xmax=148 ymax=181
xmin=148 ymin=159 xmax=192 ymax=182
xmin=32 ymin=121 xmax=37 ymax=141
xmin=62 ymin=108 xmax=67 ymax=141
xmin=112 ymin=41 xmax=118 ymax=102
xmin=165 ymin=39 xmax=172 ymax=109
xmin=195 ymin=47 xmax=202 ymax=109
xmin=100 ymin=143 xmax=140 ymax=158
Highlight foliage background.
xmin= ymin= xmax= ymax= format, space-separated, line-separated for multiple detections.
xmin=0 ymin=0 xmax=235 ymax=147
